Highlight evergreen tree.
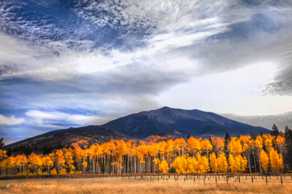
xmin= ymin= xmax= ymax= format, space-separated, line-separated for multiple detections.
xmin=271 ymin=124 xmax=280 ymax=136
xmin=284 ymin=126 xmax=292 ymax=171
xmin=0 ymin=138 xmax=4 ymax=149
xmin=224 ymin=132 xmax=231 ymax=156
xmin=224 ymin=132 xmax=231 ymax=173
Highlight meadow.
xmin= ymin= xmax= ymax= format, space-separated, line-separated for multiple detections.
xmin=0 ymin=175 xmax=292 ymax=194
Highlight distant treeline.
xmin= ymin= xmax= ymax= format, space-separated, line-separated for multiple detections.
xmin=1 ymin=127 xmax=292 ymax=177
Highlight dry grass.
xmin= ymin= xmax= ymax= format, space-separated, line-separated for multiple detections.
xmin=0 ymin=176 xmax=292 ymax=194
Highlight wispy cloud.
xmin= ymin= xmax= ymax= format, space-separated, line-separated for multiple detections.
xmin=0 ymin=115 xmax=24 ymax=126
xmin=25 ymin=110 xmax=104 ymax=126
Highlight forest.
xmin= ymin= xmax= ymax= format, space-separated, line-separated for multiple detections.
xmin=0 ymin=128 xmax=292 ymax=177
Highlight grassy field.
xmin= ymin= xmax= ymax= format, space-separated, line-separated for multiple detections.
xmin=0 ymin=175 xmax=292 ymax=194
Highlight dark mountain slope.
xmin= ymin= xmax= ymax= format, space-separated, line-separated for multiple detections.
xmin=102 ymin=107 xmax=269 ymax=138
xmin=6 ymin=107 xmax=269 ymax=154
xmin=6 ymin=126 xmax=125 ymax=154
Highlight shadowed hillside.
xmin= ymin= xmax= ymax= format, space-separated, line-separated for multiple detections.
xmin=6 ymin=107 xmax=269 ymax=153
xmin=103 ymin=107 xmax=269 ymax=138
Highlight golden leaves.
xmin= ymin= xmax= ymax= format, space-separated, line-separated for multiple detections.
xmin=0 ymin=134 xmax=286 ymax=176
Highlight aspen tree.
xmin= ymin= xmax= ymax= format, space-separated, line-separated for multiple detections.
xmin=54 ymin=149 xmax=66 ymax=175
xmin=269 ymin=148 xmax=284 ymax=173
xmin=28 ymin=153 xmax=43 ymax=175
xmin=42 ymin=155 xmax=53 ymax=175
xmin=259 ymin=150 xmax=269 ymax=174
xmin=217 ymin=153 xmax=228 ymax=173
xmin=159 ymin=160 xmax=169 ymax=174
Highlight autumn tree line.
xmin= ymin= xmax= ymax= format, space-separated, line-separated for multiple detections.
xmin=0 ymin=127 xmax=292 ymax=177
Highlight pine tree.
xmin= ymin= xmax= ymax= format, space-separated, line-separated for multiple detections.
xmin=285 ymin=126 xmax=292 ymax=171
xmin=224 ymin=132 xmax=231 ymax=165
xmin=0 ymin=138 xmax=5 ymax=149
xmin=272 ymin=124 xmax=280 ymax=136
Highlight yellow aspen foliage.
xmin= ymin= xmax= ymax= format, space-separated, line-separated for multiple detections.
xmin=6 ymin=156 xmax=15 ymax=169
xmin=263 ymin=134 xmax=273 ymax=151
xmin=159 ymin=160 xmax=169 ymax=174
xmin=15 ymin=154 xmax=28 ymax=167
xmin=210 ymin=153 xmax=228 ymax=173
xmin=42 ymin=155 xmax=54 ymax=175
xmin=174 ymin=138 xmax=186 ymax=155
xmin=209 ymin=153 xmax=218 ymax=172
xmin=55 ymin=150 xmax=65 ymax=167
xmin=186 ymin=157 xmax=197 ymax=173
xmin=50 ymin=168 xmax=57 ymax=176
xmin=275 ymin=135 xmax=285 ymax=146
xmin=172 ymin=155 xmax=209 ymax=174
xmin=63 ymin=148 xmax=75 ymax=173
xmin=93 ymin=144 xmax=103 ymax=157
xmin=217 ymin=153 xmax=228 ymax=173
xmin=71 ymin=143 xmax=86 ymax=167
xmin=259 ymin=150 xmax=269 ymax=173
xmin=59 ymin=168 xmax=67 ymax=175
xmin=255 ymin=136 xmax=263 ymax=149
xmin=158 ymin=141 xmax=167 ymax=156
xmin=269 ymin=148 xmax=283 ymax=173
xmin=0 ymin=149 xmax=7 ymax=160
xmin=148 ymin=144 xmax=159 ymax=158
xmin=210 ymin=137 xmax=224 ymax=152
xmin=14 ymin=154 xmax=28 ymax=175
xmin=165 ymin=139 xmax=175 ymax=156
xmin=82 ymin=159 xmax=88 ymax=171
xmin=229 ymin=154 xmax=247 ymax=173
xmin=42 ymin=155 xmax=53 ymax=167
xmin=196 ymin=154 xmax=209 ymax=174
xmin=54 ymin=149 xmax=66 ymax=175
xmin=229 ymin=138 xmax=243 ymax=155
xmin=239 ymin=135 xmax=252 ymax=152
xmin=28 ymin=153 xmax=43 ymax=175
xmin=172 ymin=156 xmax=188 ymax=174
xmin=200 ymin=139 xmax=212 ymax=153
xmin=240 ymin=156 xmax=248 ymax=172
xmin=229 ymin=155 xmax=237 ymax=173
xmin=0 ymin=134 xmax=287 ymax=177
xmin=187 ymin=137 xmax=201 ymax=153
xmin=153 ymin=158 xmax=160 ymax=166
xmin=28 ymin=153 xmax=42 ymax=167
xmin=136 ymin=143 xmax=147 ymax=164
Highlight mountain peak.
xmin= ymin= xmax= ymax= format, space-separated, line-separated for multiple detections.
xmin=103 ymin=107 xmax=269 ymax=138
xmin=159 ymin=106 xmax=172 ymax=110
xmin=154 ymin=106 xmax=178 ymax=112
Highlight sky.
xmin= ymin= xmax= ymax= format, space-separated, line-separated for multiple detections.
xmin=1 ymin=0 xmax=292 ymax=142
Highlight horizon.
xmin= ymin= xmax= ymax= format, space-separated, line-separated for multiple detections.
xmin=1 ymin=1 xmax=292 ymax=142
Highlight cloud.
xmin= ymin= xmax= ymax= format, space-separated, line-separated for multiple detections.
xmin=25 ymin=110 xmax=104 ymax=126
xmin=0 ymin=115 xmax=24 ymax=126
xmin=1 ymin=0 xmax=291 ymax=87
xmin=0 ymin=1 xmax=288 ymax=88
xmin=265 ymin=38 xmax=292 ymax=95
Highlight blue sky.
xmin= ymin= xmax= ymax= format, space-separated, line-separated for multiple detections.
xmin=1 ymin=0 xmax=292 ymax=142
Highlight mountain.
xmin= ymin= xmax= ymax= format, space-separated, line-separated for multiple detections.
xmin=6 ymin=107 xmax=269 ymax=154
xmin=6 ymin=126 xmax=125 ymax=154
xmin=102 ymin=107 xmax=269 ymax=138
xmin=224 ymin=112 xmax=292 ymax=131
